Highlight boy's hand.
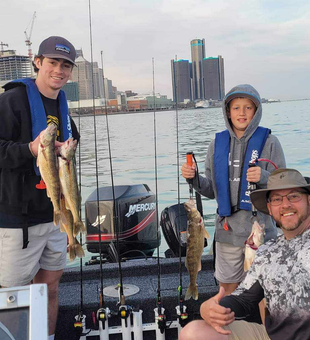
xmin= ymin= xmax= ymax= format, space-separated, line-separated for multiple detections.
xmin=181 ymin=163 xmax=196 ymax=179
xmin=246 ymin=166 xmax=261 ymax=183
xmin=200 ymin=287 xmax=235 ymax=335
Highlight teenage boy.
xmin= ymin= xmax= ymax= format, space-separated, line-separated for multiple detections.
xmin=0 ymin=36 xmax=79 ymax=340
xmin=179 ymin=168 xmax=310 ymax=340
xmin=181 ymin=84 xmax=286 ymax=294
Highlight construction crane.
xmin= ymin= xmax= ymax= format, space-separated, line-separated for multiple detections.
xmin=0 ymin=42 xmax=8 ymax=53
xmin=24 ymin=11 xmax=36 ymax=77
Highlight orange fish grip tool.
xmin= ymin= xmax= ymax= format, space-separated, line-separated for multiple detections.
xmin=186 ymin=152 xmax=194 ymax=200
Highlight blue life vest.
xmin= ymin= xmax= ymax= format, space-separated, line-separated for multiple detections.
xmin=9 ymin=78 xmax=72 ymax=175
xmin=214 ymin=127 xmax=270 ymax=216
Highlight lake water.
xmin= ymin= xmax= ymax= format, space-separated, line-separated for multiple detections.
xmin=68 ymin=100 xmax=310 ymax=268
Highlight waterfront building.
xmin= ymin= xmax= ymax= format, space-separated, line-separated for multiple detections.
xmin=71 ymin=55 xmax=93 ymax=100
xmin=0 ymin=50 xmax=32 ymax=81
xmin=145 ymin=93 xmax=173 ymax=109
xmin=202 ymin=56 xmax=225 ymax=100
xmin=104 ymin=78 xmax=116 ymax=99
xmin=171 ymin=59 xmax=192 ymax=103
xmin=190 ymin=38 xmax=205 ymax=100
xmin=62 ymin=81 xmax=79 ymax=101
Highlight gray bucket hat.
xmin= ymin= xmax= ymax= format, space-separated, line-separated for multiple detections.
xmin=250 ymin=168 xmax=310 ymax=215
xmin=37 ymin=36 xmax=76 ymax=65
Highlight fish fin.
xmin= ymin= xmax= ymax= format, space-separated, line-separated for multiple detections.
xmin=54 ymin=210 xmax=62 ymax=226
xmin=185 ymin=284 xmax=198 ymax=301
xmin=198 ymin=261 xmax=202 ymax=272
xmin=59 ymin=221 xmax=66 ymax=233
xmin=73 ymin=221 xmax=86 ymax=237
xmin=203 ymin=228 xmax=211 ymax=239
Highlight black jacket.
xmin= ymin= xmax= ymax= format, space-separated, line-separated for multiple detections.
xmin=0 ymin=85 xmax=79 ymax=227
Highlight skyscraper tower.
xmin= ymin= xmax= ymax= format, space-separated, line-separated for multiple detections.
xmin=190 ymin=38 xmax=205 ymax=100
xmin=171 ymin=59 xmax=192 ymax=103
xmin=202 ymin=56 xmax=225 ymax=100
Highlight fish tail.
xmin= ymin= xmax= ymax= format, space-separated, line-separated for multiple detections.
xmin=73 ymin=221 xmax=86 ymax=237
xmin=74 ymin=241 xmax=85 ymax=259
xmin=185 ymin=284 xmax=198 ymax=301
xmin=68 ymin=245 xmax=77 ymax=261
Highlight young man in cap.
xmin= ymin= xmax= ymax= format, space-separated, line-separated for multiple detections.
xmin=0 ymin=36 xmax=79 ymax=340
xmin=181 ymin=84 xmax=286 ymax=295
xmin=179 ymin=168 xmax=310 ymax=340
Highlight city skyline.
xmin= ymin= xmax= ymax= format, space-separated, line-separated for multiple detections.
xmin=1 ymin=0 xmax=310 ymax=100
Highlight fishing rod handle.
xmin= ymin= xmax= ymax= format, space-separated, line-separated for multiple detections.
xmin=186 ymin=152 xmax=193 ymax=167
xmin=248 ymin=162 xmax=257 ymax=190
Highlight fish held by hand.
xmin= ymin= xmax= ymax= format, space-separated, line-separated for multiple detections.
xmin=184 ymin=199 xmax=210 ymax=300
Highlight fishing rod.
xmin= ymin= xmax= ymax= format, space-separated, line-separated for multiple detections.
xmin=87 ymin=2 xmax=110 ymax=334
xmin=100 ymin=51 xmax=132 ymax=338
xmin=152 ymin=57 xmax=166 ymax=336
xmin=173 ymin=56 xmax=188 ymax=330
xmin=73 ymin=64 xmax=87 ymax=338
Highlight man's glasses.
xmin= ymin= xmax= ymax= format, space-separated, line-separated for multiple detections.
xmin=268 ymin=191 xmax=308 ymax=206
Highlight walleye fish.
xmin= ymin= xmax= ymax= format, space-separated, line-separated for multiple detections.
xmin=59 ymin=138 xmax=86 ymax=237
xmin=60 ymin=196 xmax=85 ymax=261
xmin=244 ymin=221 xmax=265 ymax=272
xmin=37 ymin=123 xmax=61 ymax=226
xmin=184 ymin=199 xmax=210 ymax=300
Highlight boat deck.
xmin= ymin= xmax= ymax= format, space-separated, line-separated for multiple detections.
xmin=56 ymin=255 xmax=218 ymax=339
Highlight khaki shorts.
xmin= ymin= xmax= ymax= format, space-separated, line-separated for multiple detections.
xmin=225 ymin=321 xmax=270 ymax=340
xmin=0 ymin=222 xmax=67 ymax=287
xmin=214 ymin=242 xmax=246 ymax=283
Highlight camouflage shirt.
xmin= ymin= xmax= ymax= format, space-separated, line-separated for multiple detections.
xmin=221 ymin=227 xmax=310 ymax=340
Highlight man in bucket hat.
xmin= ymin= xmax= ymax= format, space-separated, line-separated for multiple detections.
xmin=179 ymin=168 xmax=310 ymax=340
xmin=0 ymin=36 xmax=79 ymax=340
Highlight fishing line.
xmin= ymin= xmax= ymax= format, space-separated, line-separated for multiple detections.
xmin=88 ymin=0 xmax=105 ymax=308
xmin=100 ymin=51 xmax=125 ymax=304
xmin=152 ymin=58 xmax=163 ymax=314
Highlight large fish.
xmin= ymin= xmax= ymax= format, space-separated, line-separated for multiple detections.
xmin=59 ymin=138 xmax=86 ymax=237
xmin=37 ymin=123 xmax=61 ymax=226
xmin=244 ymin=221 xmax=265 ymax=272
xmin=60 ymin=196 xmax=85 ymax=261
xmin=184 ymin=199 xmax=210 ymax=300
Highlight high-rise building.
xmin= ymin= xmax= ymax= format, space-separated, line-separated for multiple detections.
xmin=202 ymin=56 xmax=225 ymax=100
xmin=71 ymin=55 xmax=93 ymax=100
xmin=171 ymin=59 xmax=192 ymax=103
xmin=190 ymin=39 xmax=205 ymax=100
xmin=62 ymin=81 xmax=79 ymax=101
xmin=0 ymin=50 xmax=32 ymax=81
xmin=104 ymin=78 xmax=115 ymax=99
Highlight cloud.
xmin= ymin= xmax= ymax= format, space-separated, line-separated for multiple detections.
xmin=1 ymin=0 xmax=310 ymax=100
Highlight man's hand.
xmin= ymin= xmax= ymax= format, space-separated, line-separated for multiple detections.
xmin=200 ymin=287 xmax=235 ymax=335
xmin=29 ymin=133 xmax=64 ymax=157
xmin=246 ymin=166 xmax=261 ymax=183
xmin=181 ymin=163 xmax=196 ymax=179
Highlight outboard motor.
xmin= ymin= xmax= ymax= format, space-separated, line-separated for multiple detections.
xmin=160 ymin=203 xmax=188 ymax=257
xmin=85 ymin=184 xmax=160 ymax=260
xmin=160 ymin=203 xmax=208 ymax=258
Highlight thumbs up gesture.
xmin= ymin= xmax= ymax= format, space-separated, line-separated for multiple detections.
xmin=200 ymin=287 xmax=235 ymax=335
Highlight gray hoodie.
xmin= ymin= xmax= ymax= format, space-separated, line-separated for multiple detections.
xmin=193 ymin=84 xmax=286 ymax=247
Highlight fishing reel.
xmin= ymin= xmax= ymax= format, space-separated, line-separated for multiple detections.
xmin=95 ymin=307 xmax=111 ymax=330
xmin=157 ymin=312 xmax=167 ymax=334
xmin=176 ymin=304 xmax=188 ymax=328
xmin=119 ymin=305 xmax=132 ymax=327
xmin=73 ymin=312 xmax=85 ymax=339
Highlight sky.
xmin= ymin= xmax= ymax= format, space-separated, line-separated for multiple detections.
xmin=1 ymin=0 xmax=310 ymax=100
